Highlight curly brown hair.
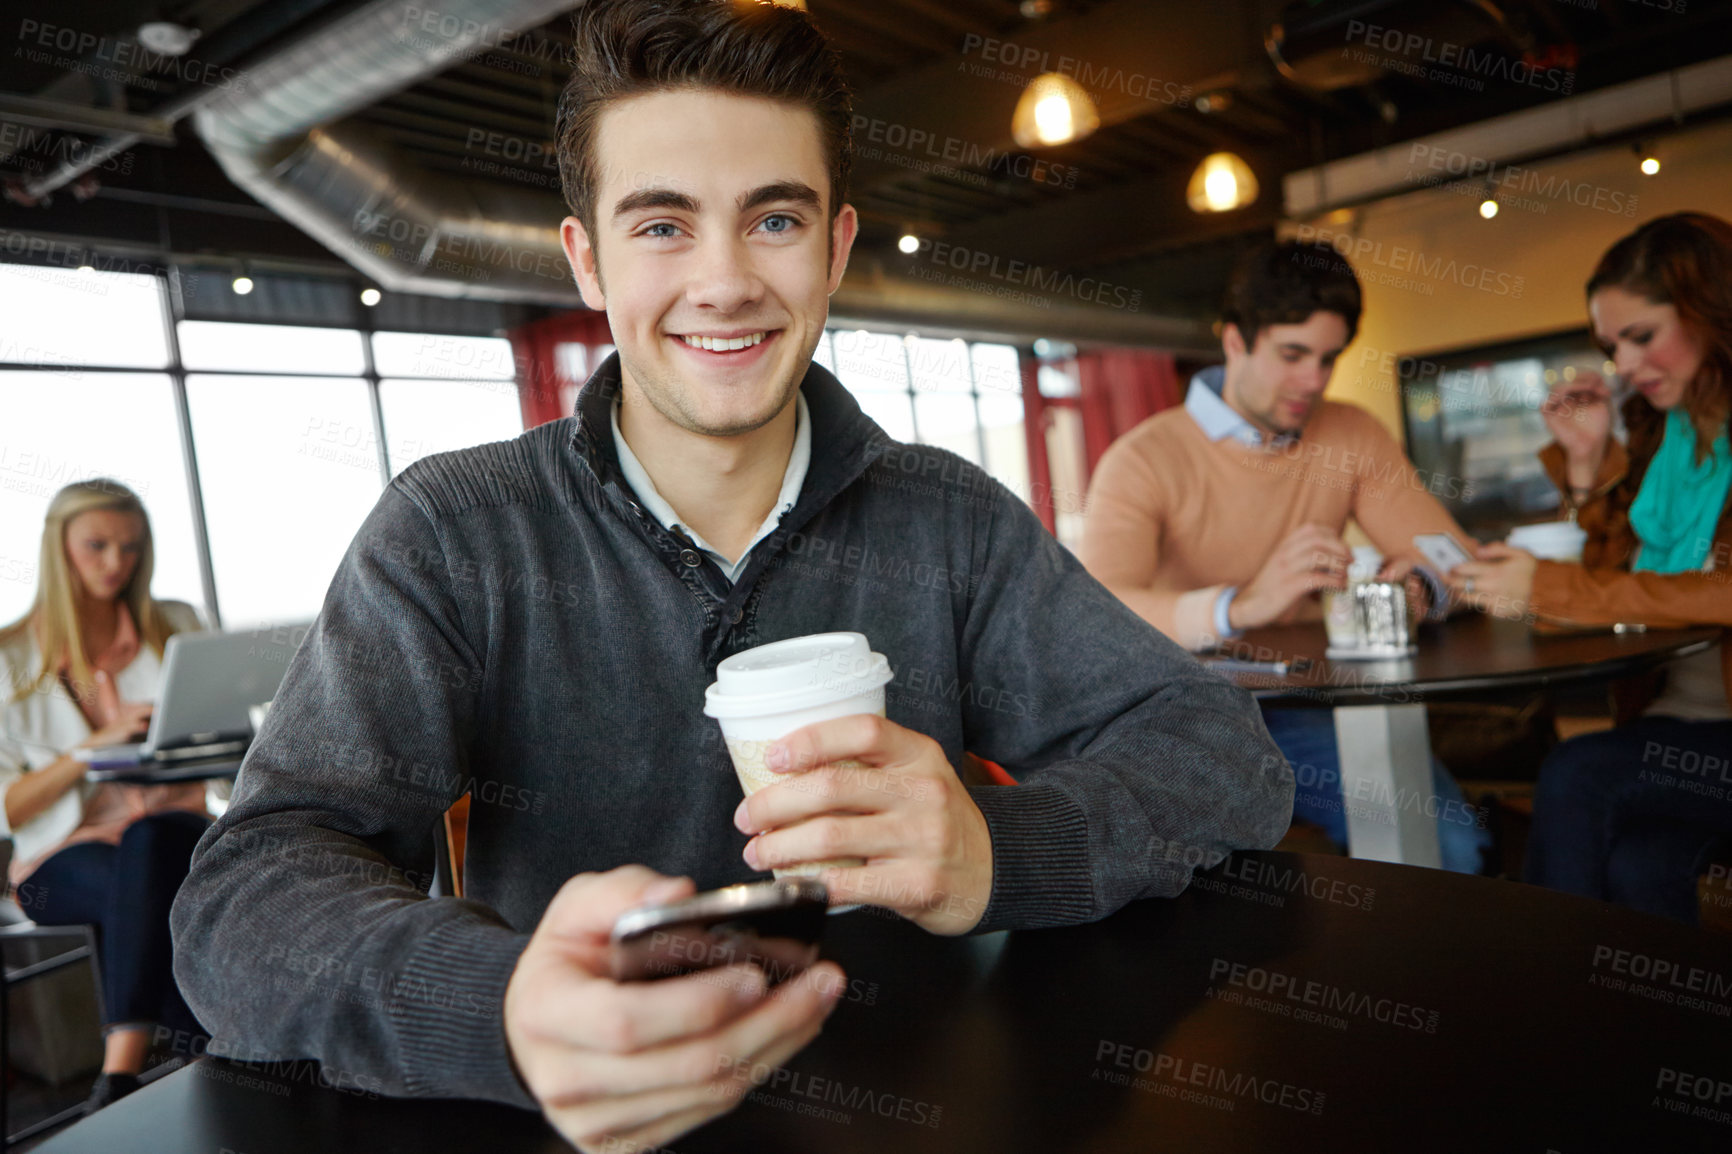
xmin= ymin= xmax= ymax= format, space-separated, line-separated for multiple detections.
xmin=1588 ymin=212 xmax=1732 ymax=463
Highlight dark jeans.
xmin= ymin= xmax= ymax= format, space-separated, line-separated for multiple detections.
xmin=17 ymin=811 xmax=209 ymax=1034
xmin=1526 ymin=716 xmax=1732 ymax=924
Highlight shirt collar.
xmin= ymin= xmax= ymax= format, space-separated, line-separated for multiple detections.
xmin=1184 ymin=365 xmax=1298 ymax=450
xmin=609 ymin=392 xmax=811 ymax=582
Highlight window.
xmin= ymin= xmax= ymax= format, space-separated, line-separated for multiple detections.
xmin=185 ymin=374 xmax=382 ymax=629
xmin=0 ymin=265 xmax=169 ymax=370
xmin=0 ymin=265 xmax=536 ymax=632
xmin=378 ymin=377 xmax=525 ymax=477
xmin=823 ymin=326 xmax=1030 ymax=512
xmin=0 ymin=370 xmax=204 ymax=627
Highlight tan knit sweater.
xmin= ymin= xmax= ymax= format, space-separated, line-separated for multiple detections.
xmin=1080 ymin=399 xmax=1472 ymax=649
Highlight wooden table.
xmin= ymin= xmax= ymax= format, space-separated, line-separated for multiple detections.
xmin=1216 ymin=616 xmax=1722 ymax=867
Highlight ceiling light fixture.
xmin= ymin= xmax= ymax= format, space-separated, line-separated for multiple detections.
xmin=1011 ymin=73 xmax=1100 ymax=148
xmin=897 ymin=233 xmax=920 ymax=254
xmin=360 ymin=287 xmax=382 ymax=306
xmin=232 ymin=274 xmax=254 ymax=295
xmin=137 ymin=22 xmax=199 ymax=56
xmin=1186 ymin=152 xmax=1258 ymax=213
xmin=1478 ymin=198 xmax=1499 ymax=219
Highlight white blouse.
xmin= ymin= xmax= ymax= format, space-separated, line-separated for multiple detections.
xmin=0 ymin=601 xmax=204 ymax=868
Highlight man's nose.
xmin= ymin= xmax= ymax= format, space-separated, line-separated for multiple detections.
xmin=686 ymin=234 xmax=763 ymax=314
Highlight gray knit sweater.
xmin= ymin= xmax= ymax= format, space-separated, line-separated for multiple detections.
xmin=170 ymin=354 xmax=1293 ymax=1108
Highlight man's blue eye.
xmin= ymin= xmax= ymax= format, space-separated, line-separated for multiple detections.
xmin=645 ymin=223 xmax=679 ymax=238
xmin=761 ymin=214 xmax=797 ymax=233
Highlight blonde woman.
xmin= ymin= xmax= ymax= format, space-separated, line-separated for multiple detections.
xmin=0 ymin=479 xmax=208 ymax=1112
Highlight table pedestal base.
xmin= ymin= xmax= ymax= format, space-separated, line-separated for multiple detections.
xmin=1333 ymin=703 xmax=1441 ymax=868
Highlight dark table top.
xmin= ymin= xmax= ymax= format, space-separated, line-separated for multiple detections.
xmin=44 ymin=852 xmax=1732 ymax=1153
xmin=1216 ymin=614 xmax=1721 ymax=706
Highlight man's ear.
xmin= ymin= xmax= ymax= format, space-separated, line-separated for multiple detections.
xmin=825 ymin=203 xmax=859 ymax=295
xmin=1222 ymin=322 xmax=1250 ymax=363
xmin=560 ymin=217 xmax=607 ymax=311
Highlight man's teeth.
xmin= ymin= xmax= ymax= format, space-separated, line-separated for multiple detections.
xmin=681 ymin=332 xmax=766 ymax=352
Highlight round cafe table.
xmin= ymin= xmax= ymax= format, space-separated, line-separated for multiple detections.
xmin=1212 ymin=614 xmax=1722 ymax=867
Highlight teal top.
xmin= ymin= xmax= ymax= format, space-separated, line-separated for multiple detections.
xmin=1629 ymin=410 xmax=1732 ymax=574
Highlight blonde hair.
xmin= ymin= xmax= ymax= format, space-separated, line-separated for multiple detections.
xmin=0 ymin=479 xmax=181 ymax=704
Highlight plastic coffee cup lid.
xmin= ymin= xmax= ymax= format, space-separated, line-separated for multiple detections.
xmin=704 ymin=632 xmax=893 ymax=719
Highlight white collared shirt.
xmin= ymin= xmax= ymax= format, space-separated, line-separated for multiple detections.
xmin=1183 ymin=365 xmax=1299 ymax=450
xmin=610 ymin=394 xmax=811 ymax=583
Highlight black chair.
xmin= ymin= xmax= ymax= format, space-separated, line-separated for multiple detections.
xmin=0 ymin=896 xmax=104 ymax=1148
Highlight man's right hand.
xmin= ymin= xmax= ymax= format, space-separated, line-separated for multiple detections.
xmin=1227 ymin=523 xmax=1351 ymax=631
xmin=503 ymin=866 xmax=844 ymax=1154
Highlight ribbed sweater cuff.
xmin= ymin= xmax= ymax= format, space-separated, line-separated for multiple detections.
xmin=391 ymin=914 xmax=535 ymax=1109
xmin=967 ymin=781 xmax=1094 ymax=933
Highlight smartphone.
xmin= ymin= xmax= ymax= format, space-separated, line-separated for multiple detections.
xmin=608 ymin=878 xmax=829 ymax=983
xmin=1413 ymin=532 xmax=1473 ymax=574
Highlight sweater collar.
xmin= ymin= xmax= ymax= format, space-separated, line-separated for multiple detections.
xmin=569 ymin=352 xmax=892 ymax=522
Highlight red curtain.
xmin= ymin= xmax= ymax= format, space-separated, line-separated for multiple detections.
xmin=1073 ymin=348 xmax=1183 ymax=476
xmin=508 ymin=310 xmax=614 ymax=428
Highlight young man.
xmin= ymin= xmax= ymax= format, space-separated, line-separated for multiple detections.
xmin=1080 ymin=242 xmax=1489 ymax=874
xmin=170 ymin=3 xmax=1292 ymax=1151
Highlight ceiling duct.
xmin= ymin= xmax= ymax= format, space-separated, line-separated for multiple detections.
xmin=193 ymin=0 xmax=582 ymax=304
xmin=1283 ymin=53 xmax=1732 ymax=216
xmin=1266 ymin=0 xmax=1516 ymax=93
xmin=189 ymin=0 xmax=1210 ymax=345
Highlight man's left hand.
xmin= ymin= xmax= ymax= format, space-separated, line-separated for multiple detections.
xmin=733 ymin=715 xmax=993 ymax=936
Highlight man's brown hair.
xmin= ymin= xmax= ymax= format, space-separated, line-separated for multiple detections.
xmin=556 ymin=0 xmax=854 ymax=253
xmin=1224 ymin=241 xmax=1364 ymax=348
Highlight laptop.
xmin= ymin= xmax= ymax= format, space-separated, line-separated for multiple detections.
xmin=76 ymin=622 xmax=311 ymax=769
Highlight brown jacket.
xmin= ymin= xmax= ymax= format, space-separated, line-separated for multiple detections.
xmin=1530 ymin=395 xmax=1732 ymax=712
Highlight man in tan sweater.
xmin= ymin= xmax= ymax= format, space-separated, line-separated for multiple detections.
xmin=1081 ymin=241 xmax=1489 ymax=872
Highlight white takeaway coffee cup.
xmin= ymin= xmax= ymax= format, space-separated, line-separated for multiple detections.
xmin=704 ymin=632 xmax=894 ymax=880
xmin=1507 ymin=521 xmax=1587 ymax=562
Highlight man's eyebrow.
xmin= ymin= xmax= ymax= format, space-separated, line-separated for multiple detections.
xmin=738 ymin=181 xmax=821 ymax=213
xmin=611 ymin=187 xmax=700 ymax=220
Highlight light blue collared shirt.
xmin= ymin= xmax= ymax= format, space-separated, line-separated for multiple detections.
xmin=611 ymin=393 xmax=811 ymax=584
xmin=1183 ymin=365 xmax=1299 ymax=451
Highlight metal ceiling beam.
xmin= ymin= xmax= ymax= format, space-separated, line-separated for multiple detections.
xmin=0 ymin=95 xmax=178 ymax=146
xmin=1282 ymin=51 xmax=1732 ymax=216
